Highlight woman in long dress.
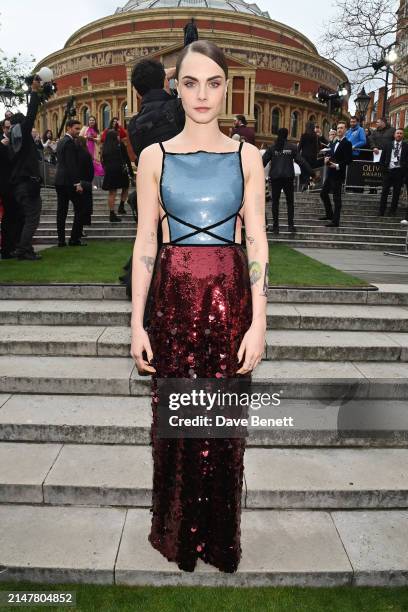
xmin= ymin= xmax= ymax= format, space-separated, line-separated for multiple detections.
xmin=80 ymin=116 xmax=104 ymax=186
xmin=130 ymin=40 xmax=268 ymax=573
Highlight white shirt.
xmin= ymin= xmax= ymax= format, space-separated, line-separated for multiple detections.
xmin=389 ymin=141 xmax=401 ymax=169
xmin=333 ymin=136 xmax=345 ymax=169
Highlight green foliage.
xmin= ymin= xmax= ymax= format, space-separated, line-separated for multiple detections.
xmin=404 ymin=126 xmax=408 ymax=141
xmin=0 ymin=50 xmax=35 ymax=104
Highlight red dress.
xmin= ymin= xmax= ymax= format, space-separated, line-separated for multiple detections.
xmin=144 ymin=141 xmax=252 ymax=573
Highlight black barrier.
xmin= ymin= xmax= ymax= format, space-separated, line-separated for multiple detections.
xmin=345 ymin=159 xmax=384 ymax=189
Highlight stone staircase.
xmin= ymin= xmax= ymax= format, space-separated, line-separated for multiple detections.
xmin=34 ymin=188 xmax=408 ymax=251
xmin=1 ymin=284 xmax=408 ymax=586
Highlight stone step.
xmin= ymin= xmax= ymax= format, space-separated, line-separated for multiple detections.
xmin=2 ymin=284 xmax=404 ymax=304
xmin=1 ymin=355 xmax=408 ymax=399
xmin=1 ymin=301 xmax=408 ymax=332
xmin=4 ymin=504 xmax=408 ymax=586
xmin=0 ymin=442 xmax=407 ymax=509
xmin=0 ymin=394 xmax=407 ymax=447
xmin=269 ymin=231 xmax=404 ymax=244
xmin=2 ymin=285 xmax=407 ymax=303
xmin=35 ymin=228 xmax=136 ymax=237
xmin=267 ymin=238 xmax=406 ymax=250
xmin=37 ymin=206 xmax=407 ymax=218
xmin=34 ymin=223 xmax=407 ymax=237
xmin=34 ymin=236 xmax=135 ymax=243
xmin=1 ymin=324 xmax=407 ymax=361
xmin=28 ymin=237 xmax=402 ymax=250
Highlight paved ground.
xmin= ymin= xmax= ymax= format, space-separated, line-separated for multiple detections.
xmin=297 ymin=248 xmax=408 ymax=284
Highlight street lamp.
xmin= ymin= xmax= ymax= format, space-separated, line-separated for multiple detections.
xmin=354 ymin=87 xmax=371 ymax=125
xmin=315 ymin=82 xmax=349 ymax=126
xmin=372 ymin=44 xmax=398 ymax=117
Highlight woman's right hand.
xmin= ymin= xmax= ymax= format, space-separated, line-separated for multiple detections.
xmin=131 ymin=327 xmax=156 ymax=375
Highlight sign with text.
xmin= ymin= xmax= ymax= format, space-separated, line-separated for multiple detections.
xmin=346 ymin=160 xmax=383 ymax=188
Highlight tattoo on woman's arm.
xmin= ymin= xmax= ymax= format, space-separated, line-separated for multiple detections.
xmin=249 ymin=260 xmax=262 ymax=286
xmin=262 ymin=263 xmax=269 ymax=296
xmin=140 ymin=255 xmax=155 ymax=273
xmin=246 ymin=234 xmax=255 ymax=246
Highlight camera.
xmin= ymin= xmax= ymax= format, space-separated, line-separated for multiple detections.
xmin=24 ymin=66 xmax=57 ymax=102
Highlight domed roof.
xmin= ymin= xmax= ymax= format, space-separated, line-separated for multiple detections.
xmin=116 ymin=0 xmax=270 ymax=19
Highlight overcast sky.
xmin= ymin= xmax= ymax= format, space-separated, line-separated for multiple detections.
xmin=1 ymin=0 xmax=337 ymax=63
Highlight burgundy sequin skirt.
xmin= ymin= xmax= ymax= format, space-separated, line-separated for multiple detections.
xmin=145 ymin=244 xmax=252 ymax=573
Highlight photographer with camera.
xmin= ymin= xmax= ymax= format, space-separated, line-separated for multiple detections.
xmin=1 ymin=118 xmax=24 ymax=259
xmin=9 ymin=77 xmax=43 ymax=261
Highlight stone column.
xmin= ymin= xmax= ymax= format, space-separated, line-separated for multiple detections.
xmin=244 ymin=76 xmax=249 ymax=116
xmin=112 ymin=95 xmax=118 ymax=118
xmin=126 ymin=67 xmax=132 ymax=115
xmin=284 ymin=105 xmax=291 ymax=131
xmin=227 ymin=77 xmax=233 ymax=116
xmin=264 ymin=100 xmax=270 ymax=134
xmin=249 ymin=77 xmax=255 ymax=119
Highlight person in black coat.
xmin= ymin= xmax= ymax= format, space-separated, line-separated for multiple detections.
xmin=55 ymin=119 xmax=85 ymax=246
xmin=378 ymin=128 xmax=408 ymax=216
xmin=262 ymin=127 xmax=314 ymax=234
xmin=76 ymin=136 xmax=95 ymax=228
xmin=9 ymin=79 xmax=43 ymax=260
xmin=298 ymin=121 xmax=319 ymax=190
xmin=101 ymin=129 xmax=134 ymax=223
xmin=0 ymin=118 xmax=24 ymax=258
xmin=319 ymin=121 xmax=353 ymax=227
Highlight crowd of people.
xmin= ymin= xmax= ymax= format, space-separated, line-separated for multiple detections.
xmin=1 ymin=56 xmax=408 ymax=260
xmin=260 ymin=115 xmax=408 ymax=232
xmin=0 ymin=84 xmax=135 ymax=259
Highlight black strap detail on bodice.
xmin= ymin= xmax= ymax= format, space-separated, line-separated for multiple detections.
xmin=158 ymin=141 xmax=244 ymax=245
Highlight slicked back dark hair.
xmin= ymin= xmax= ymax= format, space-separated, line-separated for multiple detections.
xmin=66 ymin=119 xmax=81 ymax=129
xmin=175 ymin=40 xmax=228 ymax=80
xmin=131 ymin=59 xmax=166 ymax=96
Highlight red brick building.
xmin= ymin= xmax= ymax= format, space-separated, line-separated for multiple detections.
xmin=35 ymin=0 xmax=348 ymax=144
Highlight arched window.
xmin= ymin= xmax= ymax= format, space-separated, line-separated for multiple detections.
xmin=100 ymin=103 xmax=111 ymax=130
xmin=81 ymin=106 xmax=89 ymax=127
xmin=271 ymin=107 xmax=281 ymax=135
xmin=254 ymin=104 xmax=262 ymax=133
xmin=322 ymin=119 xmax=330 ymax=138
xmin=290 ymin=111 xmax=299 ymax=138
xmin=309 ymin=114 xmax=316 ymax=123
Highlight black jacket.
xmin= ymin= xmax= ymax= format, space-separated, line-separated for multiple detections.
xmin=368 ymin=125 xmax=395 ymax=150
xmin=76 ymin=145 xmax=95 ymax=183
xmin=326 ymin=137 xmax=353 ymax=181
xmin=379 ymin=140 xmax=408 ymax=173
xmin=10 ymin=92 xmax=41 ymax=184
xmin=0 ymin=136 xmax=12 ymax=195
xmin=55 ymin=135 xmax=81 ymax=187
xmin=262 ymin=141 xmax=313 ymax=180
xmin=128 ymin=89 xmax=185 ymax=161
xmin=297 ymin=133 xmax=319 ymax=164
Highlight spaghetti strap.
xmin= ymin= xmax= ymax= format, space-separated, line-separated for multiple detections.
xmin=238 ymin=140 xmax=244 ymax=153
xmin=159 ymin=142 xmax=165 ymax=153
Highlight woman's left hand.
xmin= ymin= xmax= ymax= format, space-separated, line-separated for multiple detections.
xmin=236 ymin=320 xmax=266 ymax=374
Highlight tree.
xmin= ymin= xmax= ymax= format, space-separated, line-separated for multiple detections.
xmin=0 ymin=54 xmax=35 ymax=104
xmin=320 ymin=0 xmax=407 ymax=91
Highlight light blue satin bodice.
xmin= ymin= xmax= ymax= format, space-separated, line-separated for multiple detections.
xmin=159 ymin=142 xmax=244 ymax=245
